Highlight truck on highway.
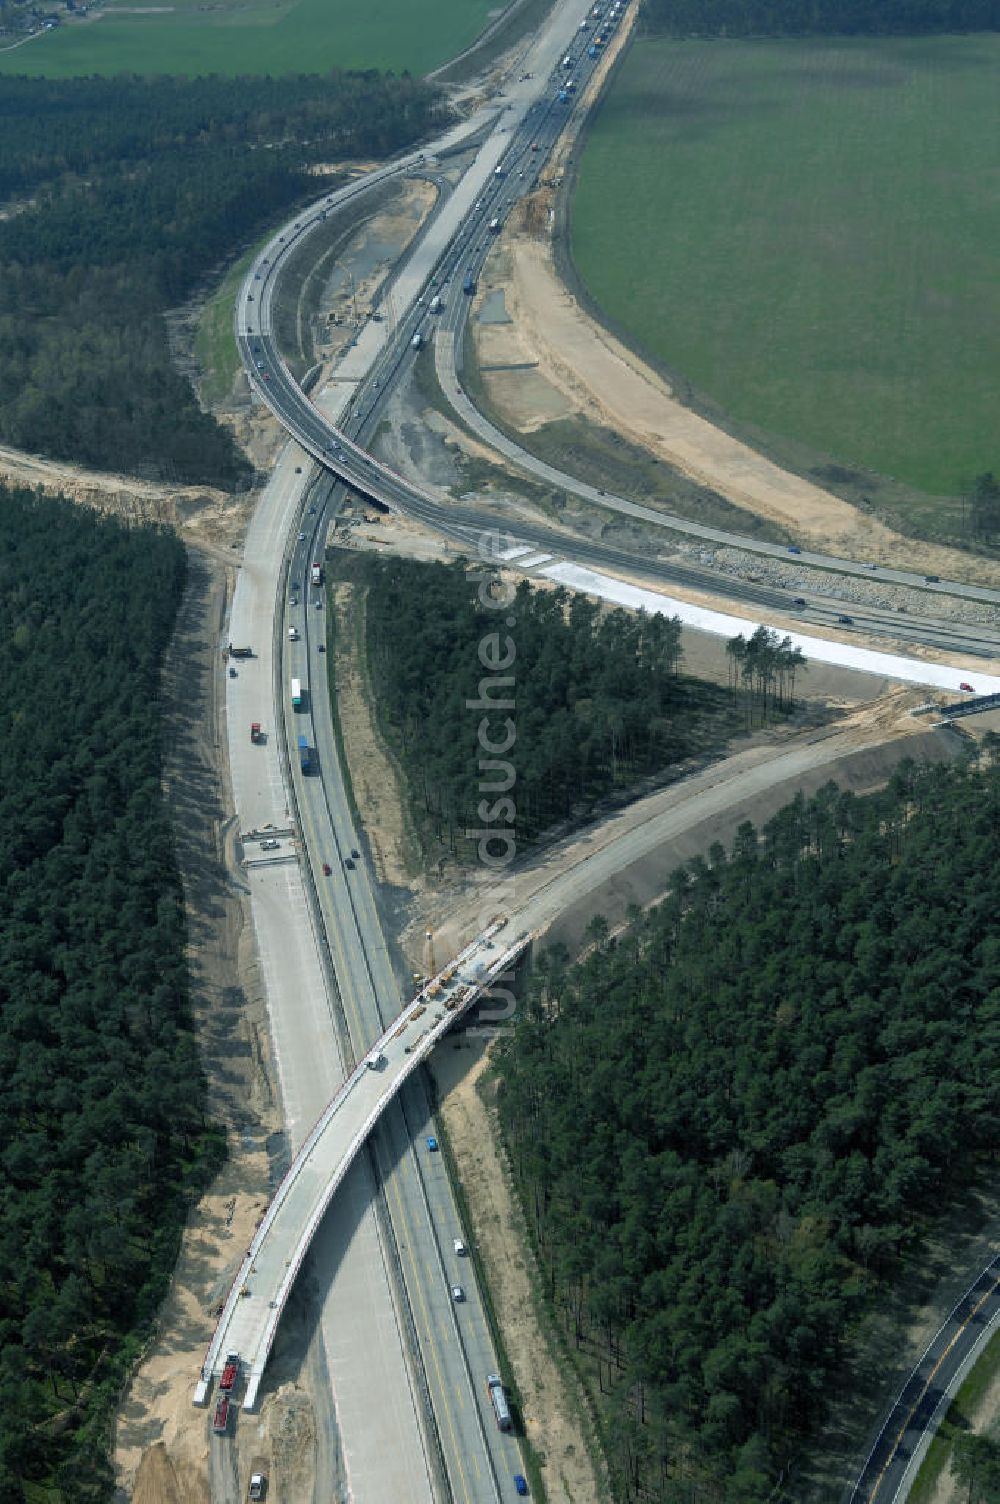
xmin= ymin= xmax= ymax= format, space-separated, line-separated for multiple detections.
xmin=248 ymin=1473 xmax=267 ymax=1502
xmin=462 ymin=273 xmax=476 ymax=296
xmin=429 ymin=294 xmax=443 ymax=314
xmin=411 ymin=331 xmax=423 ymax=350
xmin=220 ymin=1353 xmax=240 ymax=1392
xmin=310 ymin=562 xmax=323 ymax=587
xmin=561 ymin=52 xmax=572 ymax=66
xmin=486 ymin=1374 xmax=512 ymax=1432
xmin=213 ymin=1395 xmax=231 ymax=1435
xmin=298 ymin=734 xmax=311 ymax=774
xmin=291 ymin=678 xmax=303 ymax=710
xmin=488 ymin=216 xmax=501 ymax=234
xmin=288 ymin=625 xmax=300 ymax=641
xmin=250 ymin=723 xmax=263 ymax=744
xmin=228 ymin=644 xmax=253 ymax=659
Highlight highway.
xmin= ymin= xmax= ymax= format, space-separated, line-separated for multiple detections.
xmin=213 ymin=4 xmax=616 ymax=1499
xmin=848 ymin=1254 xmax=1000 ymax=1502
xmin=235 ymin=71 xmax=1000 ymax=698
xmin=221 ymin=446 xmax=436 ymax=1501
xmin=197 ymin=923 xmax=528 ymax=1411
xmin=220 ymin=1 xmax=1000 ymax=1495
xmin=287 ymin=484 xmax=521 ymax=1503
xmin=236 ymin=80 xmax=1000 ymax=629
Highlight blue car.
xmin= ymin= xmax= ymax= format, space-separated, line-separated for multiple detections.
xmin=426 ymin=1136 xmax=439 ymax=1152
xmin=787 ymin=545 xmax=802 ymax=554
xmin=514 ymin=1476 xmax=529 ymax=1496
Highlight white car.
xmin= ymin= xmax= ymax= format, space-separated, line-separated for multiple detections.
xmin=451 ymin=1285 xmax=464 ymax=1302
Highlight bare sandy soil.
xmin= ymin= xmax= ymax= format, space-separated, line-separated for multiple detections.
xmin=467 ymin=17 xmax=1000 ymax=586
xmin=119 ymin=1164 xmax=271 ymax=1503
xmin=0 ymin=438 xmax=253 ymax=556
xmin=113 ymin=176 xmax=456 ymax=1503
xmin=113 ymin=550 xmax=289 ymax=1504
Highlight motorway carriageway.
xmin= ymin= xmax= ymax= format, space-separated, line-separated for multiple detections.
xmin=238 ymin=98 xmax=1000 ymax=700
xmin=197 ymin=924 xmax=528 ymax=1410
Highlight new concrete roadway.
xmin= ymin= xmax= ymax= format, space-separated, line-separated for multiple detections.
xmin=223 ymin=1 xmax=1000 ymax=1493
xmin=215 ymin=5 xmax=615 ymax=1499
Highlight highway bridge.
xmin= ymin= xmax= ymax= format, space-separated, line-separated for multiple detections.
xmin=196 ymin=920 xmax=529 ymax=1410
xmin=212 ymin=0 xmax=1000 ymax=1488
xmin=234 ymin=42 xmax=1000 ymax=690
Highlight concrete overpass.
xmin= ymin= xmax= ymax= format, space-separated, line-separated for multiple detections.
xmin=195 ymin=920 xmax=528 ymax=1410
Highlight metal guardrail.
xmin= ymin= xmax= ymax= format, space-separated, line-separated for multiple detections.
xmin=196 ymin=923 xmax=529 ymax=1408
xmin=938 ymin=691 xmax=1000 ymax=719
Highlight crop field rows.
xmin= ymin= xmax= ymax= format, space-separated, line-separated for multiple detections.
xmin=569 ymin=36 xmax=1000 ymax=509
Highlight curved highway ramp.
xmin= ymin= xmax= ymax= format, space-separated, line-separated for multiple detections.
xmin=194 ymin=920 xmax=527 ymax=1411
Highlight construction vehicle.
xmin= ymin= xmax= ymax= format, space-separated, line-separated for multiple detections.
xmin=213 ymin=1395 xmax=231 ymax=1435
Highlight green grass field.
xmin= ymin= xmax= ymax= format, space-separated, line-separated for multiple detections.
xmin=0 ymin=0 xmax=497 ymax=77
xmin=569 ymin=36 xmax=1000 ymax=505
xmin=194 ymin=246 xmax=256 ymax=408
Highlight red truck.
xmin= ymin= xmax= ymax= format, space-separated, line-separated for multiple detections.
xmin=250 ymin=723 xmax=263 ymax=744
xmin=220 ymin=1353 xmax=240 ymax=1392
xmin=213 ymin=1395 xmax=230 ymax=1435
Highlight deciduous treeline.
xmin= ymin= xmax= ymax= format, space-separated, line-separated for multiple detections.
xmin=0 ymin=483 xmax=219 ymax=1501
xmin=497 ymin=758 xmax=1000 ymax=1501
xmin=0 ymin=73 xmax=442 ymax=485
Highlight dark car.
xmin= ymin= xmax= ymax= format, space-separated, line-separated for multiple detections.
xmin=792 ymin=597 xmax=807 ymax=607
xmin=344 ymin=857 xmax=355 ymax=870
xmin=351 ymin=848 xmax=360 ymax=859
xmin=836 ymin=614 xmax=854 ymax=625
xmin=924 ymin=574 xmax=940 ymax=583
xmin=322 ymin=862 xmax=332 ymax=875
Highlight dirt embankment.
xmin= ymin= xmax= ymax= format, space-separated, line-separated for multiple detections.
xmin=0 ymin=440 xmax=253 ymax=558
xmin=433 ymin=1044 xmax=609 ymax=1503
xmin=467 ymin=20 xmax=1000 ymax=587
xmin=113 ymin=549 xmax=289 ymax=1504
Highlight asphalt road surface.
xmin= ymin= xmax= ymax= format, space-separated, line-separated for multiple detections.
xmin=225 ymin=2 xmax=1000 ymax=1494
xmin=848 ymin=1254 xmax=1000 ymax=1503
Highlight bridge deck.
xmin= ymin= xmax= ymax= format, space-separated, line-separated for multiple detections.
xmin=196 ymin=922 xmax=526 ymax=1410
